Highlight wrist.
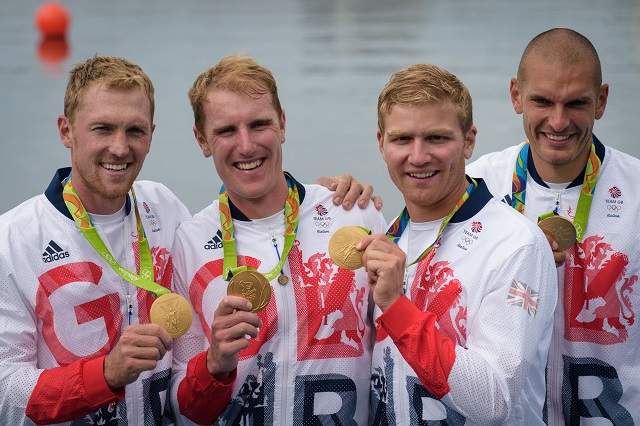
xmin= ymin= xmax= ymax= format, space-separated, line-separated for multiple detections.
xmin=103 ymin=354 xmax=124 ymax=391
xmin=378 ymin=294 xmax=401 ymax=312
xmin=206 ymin=348 xmax=231 ymax=378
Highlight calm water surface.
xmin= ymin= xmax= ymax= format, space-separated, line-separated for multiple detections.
xmin=2 ymin=0 xmax=640 ymax=216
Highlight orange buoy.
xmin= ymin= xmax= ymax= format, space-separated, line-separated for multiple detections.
xmin=35 ymin=2 xmax=70 ymax=38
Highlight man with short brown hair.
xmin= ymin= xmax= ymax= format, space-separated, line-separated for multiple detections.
xmin=363 ymin=63 xmax=557 ymax=424
xmin=0 ymin=55 xmax=191 ymax=424
xmin=468 ymin=28 xmax=640 ymax=424
xmin=171 ymin=55 xmax=386 ymax=425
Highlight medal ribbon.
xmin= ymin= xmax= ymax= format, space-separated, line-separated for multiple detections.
xmin=62 ymin=179 xmax=169 ymax=297
xmin=220 ymin=173 xmax=300 ymax=281
xmin=386 ymin=178 xmax=477 ymax=267
xmin=510 ymin=142 xmax=601 ymax=242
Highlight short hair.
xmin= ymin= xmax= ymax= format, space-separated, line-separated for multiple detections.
xmin=377 ymin=63 xmax=473 ymax=134
xmin=189 ymin=55 xmax=283 ymax=134
xmin=64 ymin=56 xmax=155 ymax=122
xmin=517 ymin=28 xmax=602 ymax=88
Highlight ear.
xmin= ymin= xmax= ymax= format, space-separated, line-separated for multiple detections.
xmin=377 ymin=129 xmax=385 ymax=156
xmin=58 ymin=115 xmax=73 ymax=149
xmin=510 ymin=78 xmax=524 ymax=114
xmin=595 ymin=83 xmax=609 ymax=120
xmin=279 ymin=110 xmax=286 ymax=144
xmin=147 ymin=123 xmax=156 ymax=153
xmin=193 ymin=125 xmax=211 ymax=158
xmin=463 ymin=125 xmax=477 ymax=160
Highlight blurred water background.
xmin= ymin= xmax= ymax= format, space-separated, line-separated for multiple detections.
xmin=2 ymin=0 xmax=639 ymax=217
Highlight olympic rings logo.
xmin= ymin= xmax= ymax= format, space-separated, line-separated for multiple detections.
xmin=607 ymin=205 xmax=622 ymax=212
xmin=315 ymin=220 xmax=332 ymax=228
xmin=461 ymin=236 xmax=473 ymax=245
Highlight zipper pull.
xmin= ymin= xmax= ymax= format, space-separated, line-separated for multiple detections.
xmin=554 ymin=192 xmax=561 ymax=214
xmin=126 ymin=294 xmax=133 ymax=325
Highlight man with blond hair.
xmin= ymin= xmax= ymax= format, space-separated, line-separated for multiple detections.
xmin=0 ymin=56 xmax=191 ymax=424
xmin=170 ymin=55 xmax=386 ymax=425
xmin=467 ymin=28 xmax=640 ymax=424
xmin=361 ymin=63 xmax=557 ymax=423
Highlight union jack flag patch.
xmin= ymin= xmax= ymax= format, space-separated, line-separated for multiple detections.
xmin=507 ymin=279 xmax=539 ymax=317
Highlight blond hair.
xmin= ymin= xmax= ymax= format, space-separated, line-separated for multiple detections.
xmin=189 ymin=55 xmax=283 ymax=133
xmin=64 ymin=56 xmax=155 ymax=121
xmin=378 ymin=63 xmax=472 ymax=134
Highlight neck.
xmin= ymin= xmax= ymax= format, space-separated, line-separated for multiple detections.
xmin=228 ymin=175 xmax=289 ymax=220
xmin=72 ymin=182 xmax=127 ymax=215
xmin=407 ymin=176 xmax=468 ymax=223
xmin=531 ymin=143 xmax=591 ymax=184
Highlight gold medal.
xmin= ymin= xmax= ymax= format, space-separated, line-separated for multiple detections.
xmin=538 ymin=215 xmax=577 ymax=251
xmin=277 ymin=274 xmax=289 ymax=285
xmin=227 ymin=270 xmax=272 ymax=312
xmin=149 ymin=293 xmax=193 ymax=339
xmin=328 ymin=226 xmax=369 ymax=270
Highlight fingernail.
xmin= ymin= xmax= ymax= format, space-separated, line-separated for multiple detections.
xmin=334 ymin=197 xmax=342 ymax=204
xmin=343 ymin=201 xmax=351 ymax=209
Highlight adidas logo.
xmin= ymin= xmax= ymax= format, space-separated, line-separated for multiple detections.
xmin=42 ymin=240 xmax=70 ymax=263
xmin=204 ymin=230 xmax=223 ymax=250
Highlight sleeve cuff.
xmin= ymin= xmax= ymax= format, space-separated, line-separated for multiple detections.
xmin=191 ymin=351 xmax=237 ymax=387
xmin=377 ymin=296 xmax=428 ymax=341
xmin=82 ymin=355 xmax=124 ymax=405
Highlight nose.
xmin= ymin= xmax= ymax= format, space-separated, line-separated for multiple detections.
xmin=548 ymin=105 xmax=570 ymax=132
xmin=408 ymin=140 xmax=431 ymax=166
xmin=236 ymin=126 xmax=256 ymax=155
xmin=108 ymin=130 xmax=130 ymax=158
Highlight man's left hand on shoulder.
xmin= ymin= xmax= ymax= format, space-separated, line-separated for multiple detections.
xmin=317 ymin=174 xmax=383 ymax=211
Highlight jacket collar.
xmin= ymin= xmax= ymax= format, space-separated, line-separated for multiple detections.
xmin=44 ymin=167 xmax=132 ymax=221
xmin=527 ymin=134 xmax=606 ymax=189
xmin=228 ymin=171 xmax=306 ymax=221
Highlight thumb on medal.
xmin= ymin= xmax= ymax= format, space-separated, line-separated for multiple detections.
xmin=541 ymin=229 xmax=566 ymax=267
xmin=217 ymin=295 xmax=253 ymax=314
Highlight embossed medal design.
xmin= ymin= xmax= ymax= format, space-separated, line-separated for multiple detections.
xmin=538 ymin=215 xmax=577 ymax=251
xmin=150 ymin=293 xmax=193 ymax=338
xmin=227 ymin=270 xmax=272 ymax=312
xmin=329 ymin=226 xmax=369 ymax=270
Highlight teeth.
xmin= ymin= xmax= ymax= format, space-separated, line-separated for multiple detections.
xmin=409 ymin=171 xmax=436 ymax=178
xmin=102 ymin=163 xmax=127 ymax=171
xmin=236 ymin=159 xmax=263 ymax=170
xmin=545 ymin=133 xmax=571 ymax=141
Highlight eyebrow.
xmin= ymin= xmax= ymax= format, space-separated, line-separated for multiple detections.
xmin=386 ymin=129 xmax=455 ymax=138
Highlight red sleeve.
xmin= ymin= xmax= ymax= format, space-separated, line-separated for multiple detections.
xmin=177 ymin=350 xmax=236 ymax=424
xmin=377 ymin=296 xmax=456 ymax=399
xmin=26 ymin=355 xmax=124 ymax=424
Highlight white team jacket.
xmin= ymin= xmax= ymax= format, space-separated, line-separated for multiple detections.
xmin=370 ymin=179 xmax=557 ymax=425
xmin=467 ymin=137 xmax=640 ymax=425
xmin=0 ymin=168 xmax=190 ymax=425
xmin=171 ymin=176 xmax=386 ymax=425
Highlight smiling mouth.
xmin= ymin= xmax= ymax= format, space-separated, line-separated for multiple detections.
xmin=101 ymin=163 xmax=129 ymax=171
xmin=234 ymin=159 xmax=264 ymax=171
xmin=542 ymin=132 xmax=574 ymax=142
xmin=408 ymin=171 xmax=438 ymax=179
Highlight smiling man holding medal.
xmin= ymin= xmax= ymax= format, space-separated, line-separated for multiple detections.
xmin=359 ymin=64 xmax=558 ymax=424
xmin=170 ymin=55 xmax=386 ymax=425
xmin=0 ymin=56 xmax=193 ymax=424
xmin=467 ymin=28 xmax=640 ymax=424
